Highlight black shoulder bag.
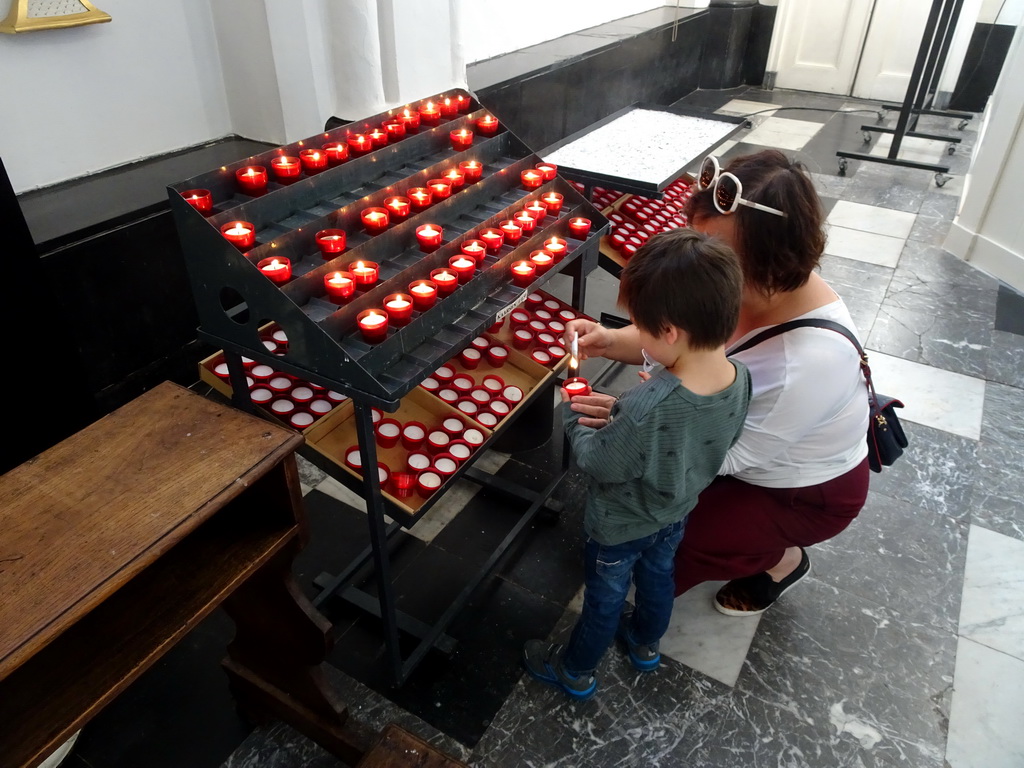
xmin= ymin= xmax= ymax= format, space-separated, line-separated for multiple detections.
xmin=730 ymin=318 xmax=908 ymax=473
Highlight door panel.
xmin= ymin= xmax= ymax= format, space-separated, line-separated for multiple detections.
xmin=851 ymin=0 xmax=931 ymax=101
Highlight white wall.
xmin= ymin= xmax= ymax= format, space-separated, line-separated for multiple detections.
xmin=461 ymin=0 xmax=668 ymax=63
xmin=945 ymin=25 xmax=1024 ymax=291
xmin=979 ymin=0 xmax=1024 ymax=24
xmin=0 ymin=0 xmax=230 ymax=193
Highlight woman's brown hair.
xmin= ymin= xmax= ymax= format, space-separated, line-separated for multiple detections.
xmin=684 ymin=150 xmax=826 ymax=294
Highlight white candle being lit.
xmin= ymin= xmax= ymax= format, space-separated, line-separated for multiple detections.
xmin=452 ymin=257 xmax=473 ymax=268
xmin=435 ymin=271 xmax=455 ymax=282
xmin=361 ymin=311 xmax=387 ymax=329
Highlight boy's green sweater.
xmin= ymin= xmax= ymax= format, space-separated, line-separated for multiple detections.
xmin=562 ymin=364 xmax=751 ymax=546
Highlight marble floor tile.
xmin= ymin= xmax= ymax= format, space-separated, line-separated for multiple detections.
xmin=825 ymin=224 xmax=906 ymax=268
xmin=827 ymin=200 xmax=917 ymax=238
xmin=980 ymin=380 xmax=1024 ymax=446
xmin=812 ymin=489 xmax=969 ymax=633
xmin=958 ymin=524 xmax=1024 ymax=661
xmin=818 ymin=253 xmax=893 ymax=336
xmin=869 ymin=135 xmax=950 ymax=165
xmin=917 ymin=190 xmax=961 ymax=218
xmin=296 ymin=454 xmax=328 ymax=489
xmin=908 ymin=214 xmax=951 ymax=246
xmin=715 ymin=98 xmax=778 ymax=118
xmin=842 ymin=163 xmax=929 ymax=214
xmin=742 ymin=116 xmax=822 ymax=151
xmin=970 ymin=443 xmax=1024 ymax=543
xmin=866 ymin=351 xmax=986 ymax=440
xmin=945 ymin=637 xmax=1024 ymax=768
xmin=661 ymin=581 xmax=761 ymax=687
xmin=812 ymin=170 xmax=852 ymax=198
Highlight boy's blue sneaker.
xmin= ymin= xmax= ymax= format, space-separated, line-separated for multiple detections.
xmin=616 ymin=609 xmax=661 ymax=672
xmin=522 ymin=640 xmax=597 ymax=700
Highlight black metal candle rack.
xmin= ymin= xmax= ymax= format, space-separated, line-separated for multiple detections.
xmin=169 ymin=89 xmax=608 ymax=684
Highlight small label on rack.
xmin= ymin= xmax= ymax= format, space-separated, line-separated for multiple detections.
xmin=495 ymin=290 xmax=529 ymax=322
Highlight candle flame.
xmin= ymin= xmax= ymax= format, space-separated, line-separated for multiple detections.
xmin=452 ymin=258 xmax=473 ymax=268
xmin=437 ymin=271 xmax=454 ymax=280
xmin=421 ymin=226 xmax=438 ymax=236
xmin=411 ymin=283 xmax=433 ymax=295
xmin=426 ymin=101 xmax=435 ymax=109
xmin=355 ymin=261 xmax=365 ymax=269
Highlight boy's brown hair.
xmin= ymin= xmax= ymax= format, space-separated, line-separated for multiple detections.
xmin=618 ymin=228 xmax=742 ymax=350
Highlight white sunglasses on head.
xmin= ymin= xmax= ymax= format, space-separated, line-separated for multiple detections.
xmin=696 ymin=155 xmax=787 ymax=218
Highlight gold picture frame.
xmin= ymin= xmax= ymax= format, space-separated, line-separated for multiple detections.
xmin=0 ymin=0 xmax=111 ymax=34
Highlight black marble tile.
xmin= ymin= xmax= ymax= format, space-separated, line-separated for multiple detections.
xmin=223 ymin=723 xmax=343 ymax=768
xmin=969 ymin=381 xmax=1024 ymax=542
xmin=817 ymin=253 xmax=893 ymax=336
xmin=986 ymin=329 xmax=1024 ymax=389
xmin=994 ymin=282 xmax=1024 ymax=335
xmin=671 ymin=86 xmax=751 ymax=112
xmin=908 ymin=214 xmax=951 ymax=246
xmin=841 ymin=161 xmax=930 ymax=214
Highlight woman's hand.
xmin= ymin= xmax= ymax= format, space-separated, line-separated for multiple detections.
xmin=566 ymin=392 xmax=616 ymax=428
xmin=563 ymin=319 xmax=612 ymax=361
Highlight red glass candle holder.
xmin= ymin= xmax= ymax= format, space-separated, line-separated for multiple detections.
xmin=456 ymin=399 xmax=480 ymax=418
xmin=361 ymin=207 xmax=390 ymax=234
xmin=442 ymin=168 xmax=466 ymax=190
xmin=270 ymin=399 xmax=297 ymax=420
xmin=383 ymin=293 xmax=413 ymax=326
xmin=356 ymin=308 xmax=389 ymax=343
xmin=344 ymin=446 xmax=363 ymax=473
xmin=401 ymin=421 xmax=427 ymax=450
xmin=437 ymin=387 xmax=459 ymax=405
xmin=452 ymin=374 xmax=475 ymax=396
xmin=448 ymin=439 xmax=473 ymax=462
xmin=420 ymin=376 xmax=440 ymax=392
xmin=426 ymin=429 xmax=451 ymax=454
xmin=348 ymin=260 xmax=379 ymax=288
xmin=299 ymin=148 xmax=328 ymax=173
xmin=530 ymin=249 xmax=554 ymax=275
xmin=463 ymin=427 xmax=486 ymax=449
xmin=324 ymin=271 xmax=355 ymax=303
xmin=374 ymin=462 xmax=391 ymax=486
xmin=459 ymin=347 xmax=483 ymax=369
xmin=525 ymin=201 xmax=548 ymax=222
xmin=510 ymin=309 xmax=531 ymax=327
xmin=526 ymin=292 xmax=544 ymax=308
xmin=309 ymin=399 xmax=333 ymax=418
xmin=315 ymin=228 xmax=347 ymax=257
xmin=291 ymin=385 xmax=314 ymax=404
xmin=415 ymin=224 xmax=444 ymax=252
xmin=251 ymin=364 xmax=275 ymax=382
xmin=440 ymin=97 xmax=458 ymax=117
xmin=427 ymin=179 xmax=452 ymax=200
xmin=536 ymin=162 xmax=558 ymax=181
xmin=562 ymin=376 xmax=591 ymax=397
xmin=482 ymin=374 xmax=505 ymax=394
xmin=548 ymin=344 xmax=567 ymax=359
xmin=450 ymin=128 xmax=474 ymax=151
xmin=384 ymin=196 xmax=411 ymax=220
xmin=236 ymin=166 xmax=268 ymax=195
xmin=476 ymin=411 xmax=499 ymax=429
xmin=375 ymin=417 xmax=402 ymax=448
xmin=512 ymin=327 xmax=533 ymax=349
xmin=448 ymin=255 xmax=476 ymax=283
xmin=513 ymin=211 xmax=536 ymax=234
xmin=569 ymin=217 xmax=592 ymax=238
xmin=530 ymin=348 xmax=553 ymax=366
xmin=221 ymin=220 xmax=256 ymax=249
xmin=408 ymin=187 xmax=433 ymax=210
xmin=382 ymin=119 xmax=406 ymax=141
xmin=487 ymin=318 xmax=505 ymax=333
xmin=471 ymin=335 xmax=490 ymax=351
xmin=476 ymin=114 xmax=499 ymax=136
xmin=541 ymin=191 xmax=564 ymax=214
xmin=455 ymin=94 xmax=470 ymax=113
xmin=459 ymin=160 xmax=483 ymax=183
xmin=397 ymin=108 xmax=421 ymax=133
xmin=499 ymin=220 xmax=523 ymax=245
xmin=479 ymin=228 xmax=504 ymax=254
xmin=461 ymin=239 xmax=487 ymax=262
xmin=440 ymin=415 xmax=465 ymax=437
xmin=417 ymin=471 xmax=443 ymax=497
xmin=419 ymin=101 xmax=441 ymax=125
xmin=367 ymin=128 xmax=388 ymax=148
xmin=434 ymin=366 xmax=456 ymax=386
xmin=520 ymin=169 xmax=544 ymax=189
xmin=511 ymin=260 xmax=536 ymax=286
xmin=544 ymin=236 xmax=568 ymax=261
xmin=322 ymin=142 xmax=349 ymax=164
xmin=391 ymin=471 xmax=417 ymax=498
xmin=469 ymin=387 xmax=491 ymax=405
xmin=181 ymin=188 xmax=212 ymax=214
xmin=251 ymin=387 xmax=274 ymax=406
xmin=409 ymin=280 xmax=438 ymax=310
xmin=407 ymin=450 xmax=432 ymax=473
xmin=271 ymin=156 xmax=301 ymax=180
xmin=430 ymin=268 xmax=459 ymax=297
xmin=347 ymin=134 xmax=373 ymax=155
xmin=489 ymin=400 xmax=511 ymax=419
xmin=486 ymin=344 xmax=509 ymax=367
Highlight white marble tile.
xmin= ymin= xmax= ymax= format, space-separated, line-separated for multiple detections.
xmin=660 ymin=581 xmax=761 ymax=687
xmin=946 ymin=636 xmax=1024 ymax=768
xmin=300 ymin=482 xmax=314 ymax=496
xmin=867 ymin=352 xmax=986 ymax=440
xmin=869 ymin=135 xmax=949 ymax=165
xmin=959 ymin=524 xmax=1024 ymax=661
xmin=742 ymin=116 xmax=822 ymax=151
xmin=716 ymin=99 xmax=778 ymax=118
xmin=827 ymin=200 xmax=917 ymax=238
xmin=825 ymin=224 xmax=906 ymax=268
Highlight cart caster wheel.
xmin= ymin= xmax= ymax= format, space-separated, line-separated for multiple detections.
xmin=947 ymin=143 xmax=956 ymax=155
xmin=862 ymin=131 xmax=872 ymax=144
xmin=876 ymin=110 xmax=885 ymax=122
xmin=958 ymin=119 xmax=969 ymax=131
xmin=935 ymin=173 xmax=949 ymax=188
xmin=838 ymin=158 xmax=849 ymax=175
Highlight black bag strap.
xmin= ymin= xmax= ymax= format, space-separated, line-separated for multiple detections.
xmin=729 ymin=318 xmax=881 ymax=403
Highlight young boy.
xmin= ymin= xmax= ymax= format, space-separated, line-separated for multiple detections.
xmin=523 ymin=228 xmax=751 ymax=699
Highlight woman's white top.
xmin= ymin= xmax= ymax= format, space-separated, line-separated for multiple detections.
xmin=720 ymin=298 xmax=869 ymax=488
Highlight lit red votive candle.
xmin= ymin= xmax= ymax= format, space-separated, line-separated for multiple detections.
xmin=348 ymin=260 xmax=379 ymax=287
xmin=383 ymin=293 xmax=413 ymax=326
xmin=408 ymin=187 xmax=433 ymax=210
xmin=324 ymin=271 xmax=355 ymax=303
xmin=221 ymin=220 xmax=256 ymax=249
xmin=440 ymin=97 xmax=458 ymax=118
xmin=315 ymin=229 xmax=347 ymax=257
xmin=356 ymin=309 xmax=389 ymax=343
xmin=479 ymin=228 xmax=504 ymax=254
xmin=430 ymin=268 xmax=459 ymax=296
xmin=541 ymin=192 xmax=564 ymax=213
xmin=461 ymin=239 xmax=487 ymax=262
xmin=530 ymin=249 xmax=554 ymax=275
xmin=299 ymin=148 xmax=328 ymax=173
xmin=384 ymin=196 xmax=411 ymax=219
xmin=514 ymin=211 xmax=537 ymax=233
xmin=361 ymin=207 xmax=390 ymax=234
xmin=563 ymin=377 xmax=591 ymax=397
xmin=459 ymin=160 xmax=483 ymax=183
xmin=368 ymin=128 xmax=388 ymax=148
xmin=416 ymin=224 xmax=444 ymax=252
xmin=544 ymin=236 xmax=568 ymax=261
xmin=419 ymin=101 xmax=441 ymax=125
xmin=443 ymin=168 xmax=466 ymax=190
xmin=449 ymin=255 xmax=476 ymax=283
xmin=258 ymin=257 xmax=292 ymax=284
xmin=569 ymin=217 xmax=592 ymax=238
xmin=398 ymin=108 xmax=421 ymax=133
xmin=499 ymin=220 xmax=523 ymax=244
xmin=525 ymin=201 xmax=548 ymax=222
xmin=511 ymin=260 xmax=536 ymax=286
xmin=427 ymin=179 xmax=452 ymax=200
xmin=455 ymin=94 xmax=471 ymax=113
xmin=382 ymin=119 xmax=406 ymax=141
xmin=476 ymin=115 xmax=499 ymax=136
xmin=520 ymin=169 xmax=544 ymax=189
xmin=181 ymin=188 xmax=212 ymax=214
xmin=322 ymin=142 xmax=349 ymax=164
xmin=347 ymin=134 xmax=373 ymax=155
xmin=270 ymin=156 xmax=301 ymax=180
xmin=409 ymin=280 xmax=438 ymax=310
xmin=236 ymin=166 xmax=268 ymax=194
xmin=536 ymin=163 xmax=558 ymax=181
xmin=450 ymin=128 xmax=474 ymax=151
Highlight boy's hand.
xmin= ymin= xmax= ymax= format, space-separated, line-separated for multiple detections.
xmin=638 ymin=370 xmax=652 ymax=382
xmin=568 ymin=392 xmax=616 ymax=428
xmin=563 ymin=319 xmax=611 ymax=361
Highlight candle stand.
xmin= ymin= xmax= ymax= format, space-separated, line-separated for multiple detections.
xmin=170 ymin=89 xmax=608 ymax=686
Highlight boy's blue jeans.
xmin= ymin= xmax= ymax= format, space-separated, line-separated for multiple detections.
xmin=562 ymin=520 xmax=685 ymax=674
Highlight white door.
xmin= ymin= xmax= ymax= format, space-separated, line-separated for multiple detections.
xmin=770 ymin=0 xmax=876 ymax=94
xmin=851 ymin=0 xmax=932 ymax=101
